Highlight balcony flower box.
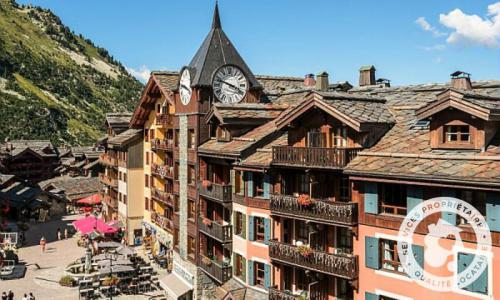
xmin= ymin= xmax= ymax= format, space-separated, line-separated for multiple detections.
xmin=202 ymin=256 xmax=212 ymax=266
xmin=202 ymin=180 xmax=212 ymax=189
xmin=297 ymin=194 xmax=313 ymax=206
xmin=297 ymin=245 xmax=313 ymax=257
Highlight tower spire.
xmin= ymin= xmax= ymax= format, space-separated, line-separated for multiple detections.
xmin=212 ymin=1 xmax=221 ymax=29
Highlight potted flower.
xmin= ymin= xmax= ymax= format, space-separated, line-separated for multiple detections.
xmin=202 ymin=256 xmax=212 ymax=266
xmin=59 ymin=275 xmax=76 ymax=287
xmin=202 ymin=180 xmax=212 ymax=189
xmin=297 ymin=245 xmax=313 ymax=257
xmin=102 ymin=276 xmax=120 ymax=286
xmin=202 ymin=217 xmax=212 ymax=227
xmin=297 ymin=194 xmax=313 ymax=206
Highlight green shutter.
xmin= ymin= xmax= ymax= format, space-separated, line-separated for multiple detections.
xmin=241 ymin=256 xmax=246 ymax=283
xmin=486 ymin=192 xmax=500 ymax=232
xmin=412 ymin=244 xmax=424 ymax=269
xmin=248 ymin=216 xmax=255 ymax=241
xmin=264 ymin=263 xmax=271 ymax=288
xmin=458 ymin=253 xmax=474 ymax=292
xmin=241 ymin=213 xmax=246 ymax=239
xmin=248 ymin=260 xmax=254 ymax=286
xmin=441 ymin=189 xmax=457 ymax=225
xmin=365 ymin=236 xmax=380 ymax=269
xmin=458 ymin=252 xmax=488 ymax=294
xmin=232 ymin=212 xmax=237 ymax=236
xmin=365 ymin=292 xmax=379 ymax=300
xmin=232 ymin=253 xmax=236 ymax=276
xmin=263 ymin=174 xmax=270 ymax=199
xmin=407 ymin=186 xmax=423 ymax=213
xmin=364 ymin=182 xmax=379 ymax=214
xmin=247 ymin=172 xmax=254 ymax=197
xmin=264 ymin=218 xmax=271 ymax=244
xmin=230 ymin=169 xmax=236 ymax=195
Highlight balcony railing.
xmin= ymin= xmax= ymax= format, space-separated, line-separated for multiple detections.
xmin=155 ymin=113 xmax=173 ymax=126
xmin=151 ymin=212 xmax=174 ymax=232
xmin=270 ymin=194 xmax=358 ymax=226
xmin=151 ymin=163 xmax=174 ymax=178
xmin=151 ymin=187 xmax=174 ymax=207
xmin=272 ymin=146 xmax=362 ymax=169
xmin=198 ymin=255 xmax=232 ymax=284
xmin=151 ymin=139 xmax=174 ymax=151
xmin=99 ymin=153 xmax=117 ymax=167
xmin=268 ymin=287 xmax=301 ymax=300
xmin=269 ymin=240 xmax=358 ymax=279
xmin=102 ymin=195 xmax=118 ymax=209
xmin=198 ymin=217 xmax=232 ymax=243
xmin=198 ymin=181 xmax=232 ymax=203
xmin=99 ymin=173 xmax=118 ymax=188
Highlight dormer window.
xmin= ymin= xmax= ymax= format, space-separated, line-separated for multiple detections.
xmin=444 ymin=124 xmax=470 ymax=143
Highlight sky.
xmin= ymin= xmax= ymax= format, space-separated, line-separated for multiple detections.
xmin=16 ymin=0 xmax=500 ymax=86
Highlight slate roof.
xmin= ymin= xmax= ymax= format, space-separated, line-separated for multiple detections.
xmin=187 ymin=3 xmax=261 ymax=89
xmin=108 ymin=129 xmax=142 ymax=147
xmin=152 ymin=71 xmax=179 ymax=93
xmin=39 ymin=176 xmax=101 ymax=201
xmin=238 ymin=133 xmax=287 ymax=168
xmin=256 ymin=75 xmax=305 ymax=94
xmin=207 ymin=103 xmax=287 ymax=125
xmin=3 ymin=140 xmax=58 ymax=158
xmin=345 ymin=80 xmax=500 ymax=186
xmin=105 ymin=113 xmax=132 ymax=133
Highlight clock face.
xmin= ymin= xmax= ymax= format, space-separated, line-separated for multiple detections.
xmin=212 ymin=65 xmax=248 ymax=104
xmin=179 ymin=68 xmax=192 ymax=105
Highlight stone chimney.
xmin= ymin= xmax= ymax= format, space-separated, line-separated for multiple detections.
xmin=450 ymin=71 xmax=472 ymax=90
xmin=359 ymin=65 xmax=376 ymax=86
xmin=304 ymin=74 xmax=316 ymax=87
xmin=316 ymin=71 xmax=329 ymax=90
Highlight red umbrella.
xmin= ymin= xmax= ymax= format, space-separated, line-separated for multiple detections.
xmin=77 ymin=194 xmax=101 ymax=205
xmin=72 ymin=216 xmax=117 ymax=235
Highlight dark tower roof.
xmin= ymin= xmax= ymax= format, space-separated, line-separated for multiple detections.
xmin=188 ymin=2 xmax=261 ymax=89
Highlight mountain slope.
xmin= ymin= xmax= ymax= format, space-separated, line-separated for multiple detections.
xmin=0 ymin=0 xmax=143 ymax=145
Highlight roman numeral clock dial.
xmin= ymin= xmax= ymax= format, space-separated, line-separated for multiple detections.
xmin=212 ymin=65 xmax=248 ymax=103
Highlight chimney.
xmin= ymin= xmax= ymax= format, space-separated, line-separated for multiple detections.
xmin=376 ymin=78 xmax=391 ymax=88
xmin=359 ymin=65 xmax=376 ymax=86
xmin=316 ymin=71 xmax=329 ymax=90
xmin=304 ymin=74 xmax=316 ymax=87
xmin=450 ymin=71 xmax=472 ymax=90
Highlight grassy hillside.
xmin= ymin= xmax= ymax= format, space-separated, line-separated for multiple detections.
xmin=0 ymin=0 xmax=143 ymax=145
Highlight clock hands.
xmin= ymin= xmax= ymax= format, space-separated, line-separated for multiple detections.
xmin=180 ymin=84 xmax=191 ymax=91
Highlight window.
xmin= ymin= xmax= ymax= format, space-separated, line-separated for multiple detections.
xmin=297 ymin=173 xmax=309 ymax=195
xmin=174 ymin=129 xmax=179 ymax=147
xmin=144 ymin=129 xmax=149 ymax=142
xmin=150 ymin=129 xmax=155 ymax=140
xmin=156 ymin=104 xmax=161 ymax=114
xmin=145 ymin=197 xmax=149 ymax=211
xmin=336 ymin=227 xmax=353 ymax=254
xmin=254 ymin=217 xmax=265 ymax=242
xmin=307 ymin=129 xmax=326 ymax=147
xmin=381 ymin=184 xmax=407 ymax=216
xmin=254 ymin=261 xmax=265 ymax=287
xmin=333 ymin=127 xmax=348 ymax=147
xmin=123 ymin=173 xmax=127 ymax=183
xmin=235 ymin=170 xmax=244 ymax=196
xmin=123 ymin=195 xmax=127 ymax=205
xmin=234 ymin=254 xmax=245 ymax=281
xmin=188 ymin=129 xmax=196 ymax=149
xmin=295 ymin=268 xmax=307 ymax=291
xmin=188 ymin=200 xmax=195 ymax=221
xmin=145 ymin=174 xmax=149 ymax=188
xmin=235 ymin=212 xmax=245 ymax=237
xmin=380 ymin=238 xmax=404 ymax=274
xmin=174 ymin=163 xmax=179 ymax=180
xmin=445 ymin=125 xmax=470 ymax=143
xmin=174 ymin=196 xmax=179 ymax=212
xmin=457 ymin=252 xmax=488 ymax=295
xmin=340 ymin=176 xmax=350 ymax=202
xmin=295 ymin=221 xmax=308 ymax=244
xmin=188 ymin=166 xmax=196 ymax=185
xmin=145 ymin=151 xmax=149 ymax=165
xmin=458 ymin=190 xmax=486 ymax=225
xmin=187 ymin=236 xmax=196 ymax=259
xmin=253 ymin=173 xmax=264 ymax=198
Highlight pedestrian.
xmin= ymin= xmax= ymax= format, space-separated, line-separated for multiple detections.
xmin=64 ymin=228 xmax=68 ymax=239
xmin=40 ymin=237 xmax=46 ymax=253
xmin=29 ymin=293 xmax=35 ymax=300
xmin=2 ymin=292 xmax=7 ymax=300
xmin=7 ymin=290 xmax=13 ymax=300
xmin=57 ymin=228 xmax=61 ymax=240
xmin=22 ymin=294 xmax=28 ymax=300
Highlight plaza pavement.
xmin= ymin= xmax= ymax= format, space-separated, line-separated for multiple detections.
xmin=0 ymin=213 xmax=165 ymax=300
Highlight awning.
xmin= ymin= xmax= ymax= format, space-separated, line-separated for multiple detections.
xmin=72 ymin=216 xmax=117 ymax=235
xmin=161 ymin=273 xmax=192 ymax=299
xmin=77 ymin=194 xmax=101 ymax=205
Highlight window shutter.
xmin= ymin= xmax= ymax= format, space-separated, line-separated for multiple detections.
xmin=248 ymin=216 xmax=255 ymax=241
xmin=457 ymin=253 xmax=474 ymax=292
xmin=486 ymin=192 xmax=500 ymax=232
xmin=247 ymin=172 xmax=254 ymax=197
xmin=458 ymin=253 xmax=488 ymax=294
xmin=264 ymin=263 xmax=271 ymax=288
xmin=263 ymin=174 xmax=270 ymax=199
xmin=412 ymin=244 xmax=424 ymax=269
xmin=441 ymin=189 xmax=456 ymax=225
xmin=232 ymin=253 xmax=236 ymax=276
xmin=364 ymin=182 xmax=379 ymax=214
xmin=232 ymin=212 xmax=237 ymax=236
xmin=365 ymin=292 xmax=379 ymax=300
xmin=230 ymin=169 xmax=236 ymax=195
xmin=473 ymin=257 xmax=488 ymax=294
xmin=241 ymin=256 xmax=246 ymax=283
xmin=241 ymin=213 xmax=247 ymax=239
xmin=365 ymin=236 xmax=380 ymax=269
xmin=407 ymin=186 xmax=423 ymax=213
xmin=264 ymin=218 xmax=271 ymax=244
xmin=248 ymin=260 xmax=254 ymax=286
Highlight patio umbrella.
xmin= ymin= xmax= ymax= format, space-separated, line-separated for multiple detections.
xmin=115 ymin=245 xmax=135 ymax=256
xmin=72 ymin=216 xmax=118 ymax=235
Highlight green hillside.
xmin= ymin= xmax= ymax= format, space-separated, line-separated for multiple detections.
xmin=0 ymin=0 xmax=143 ymax=145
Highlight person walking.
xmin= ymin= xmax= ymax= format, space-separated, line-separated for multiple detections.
xmin=21 ymin=294 xmax=28 ymax=300
xmin=29 ymin=293 xmax=35 ymax=300
xmin=2 ymin=292 xmax=7 ymax=300
xmin=64 ymin=228 xmax=68 ymax=239
xmin=57 ymin=228 xmax=61 ymax=240
xmin=40 ymin=237 xmax=46 ymax=252
xmin=7 ymin=290 xmax=13 ymax=300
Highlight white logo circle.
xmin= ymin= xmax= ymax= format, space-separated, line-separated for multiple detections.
xmin=397 ymin=197 xmax=492 ymax=292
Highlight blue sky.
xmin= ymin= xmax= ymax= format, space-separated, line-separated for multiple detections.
xmin=17 ymin=0 xmax=500 ymax=86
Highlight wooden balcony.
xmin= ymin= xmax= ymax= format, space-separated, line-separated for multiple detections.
xmin=99 ymin=153 xmax=117 ymax=167
xmin=151 ymin=211 xmax=174 ymax=232
xmin=268 ymin=287 xmax=301 ymax=300
xmin=155 ymin=113 xmax=173 ymax=127
xmin=99 ymin=173 xmax=118 ymax=188
xmin=198 ymin=181 xmax=232 ymax=203
xmin=198 ymin=255 xmax=232 ymax=284
xmin=151 ymin=138 xmax=174 ymax=151
xmin=272 ymin=146 xmax=361 ymax=169
xmin=198 ymin=217 xmax=232 ymax=243
xmin=270 ymin=194 xmax=358 ymax=226
xmin=102 ymin=195 xmax=118 ymax=209
xmin=151 ymin=187 xmax=174 ymax=207
xmin=151 ymin=163 xmax=174 ymax=179
xmin=269 ymin=240 xmax=358 ymax=280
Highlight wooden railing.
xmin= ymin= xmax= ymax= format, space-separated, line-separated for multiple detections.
xmin=272 ymin=146 xmax=362 ymax=168
xmin=151 ymin=212 xmax=174 ymax=232
xmin=151 ymin=163 xmax=174 ymax=178
xmin=198 ymin=255 xmax=232 ymax=284
xmin=199 ymin=182 xmax=232 ymax=203
xmin=99 ymin=153 xmax=117 ymax=167
xmin=268 ymin=287 xmax=301 ymax=300
xmin=269 ymin=240 xmax=358 ymax=279
xmin=155 ymin=113 xmax=173 ymax=126
xmin=198 ymin=217 xmax=232 ymax=243
xmin=99 ymin=173 xmax=118 ymax=187
xmin=151 ymin=187 xmax=174 ymax=207
xmin=151 ymin=138 xmax=174 ymax=151
xmin=270 ymin=194 xmax=357 ymax=226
